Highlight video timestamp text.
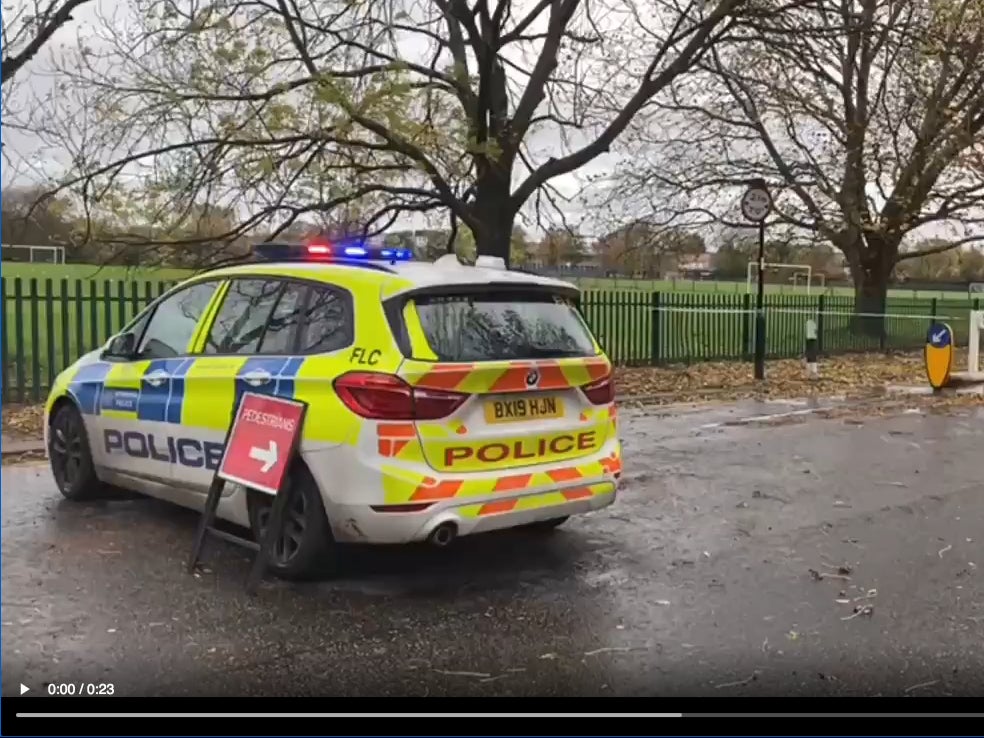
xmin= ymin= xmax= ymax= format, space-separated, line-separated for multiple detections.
xmin=46 ymin=683 xmax=115 ymax=696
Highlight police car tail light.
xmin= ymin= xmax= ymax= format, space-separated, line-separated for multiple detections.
xmin=580 ymin=373 xmax=614 ymax=405
xmin=334 ymin=372 xmax=467 ymax=420
xmin=412 ymin=386 xmax=469 ymax=420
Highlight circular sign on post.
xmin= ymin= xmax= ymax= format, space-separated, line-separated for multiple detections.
xmin=924 ymin=322 xmax=954 ymax=390
xmin=741 ymin=187 xmax=773 ymax=222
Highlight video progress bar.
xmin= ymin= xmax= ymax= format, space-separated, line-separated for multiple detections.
xmin=17 ymin=713 xmax=684 ymax=718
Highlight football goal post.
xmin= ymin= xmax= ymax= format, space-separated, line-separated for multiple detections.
xmin=746 ymin=262 xmax=814 ymax=295
xmin=1 ymin=244 xmax=67 ymax=264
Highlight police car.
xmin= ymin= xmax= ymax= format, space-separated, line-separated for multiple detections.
xmin=45 ymin=243 xmax=622 ymax=579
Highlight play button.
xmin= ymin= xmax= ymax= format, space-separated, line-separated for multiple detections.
xmin=20 ymin=683 xmax=29 ymax=694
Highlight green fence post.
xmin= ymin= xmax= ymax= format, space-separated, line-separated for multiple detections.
xmin=741 ymin=293 xmax=751 ymax=360
xmin=650 ymin=292 xmax=661 ymax=365
xmin=13 ymin=279 xmax=24 ymax=403
xmin=116 ymin=281 xmax=126 ymax=331
xmin=74 ymin=280 xmax=85 ymax=357
xmin=29 ymin=279 xmax=41 ymax=403
xmin=44 ymin=279 xmax=55 ymax=396
xmin=103 ymin=280 xmax=113 ymax=341
xmin=60 ymin=279 xmax=70 ymax=371
xmin=0 ymin=278 xmax=7 ymax=404
xmin=88 ymin=281 xmax=98 ymax=350
xmin=816 ymin=294 xmax=825 ymax=355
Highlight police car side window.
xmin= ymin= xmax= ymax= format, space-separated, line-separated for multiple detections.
xmin=299 ymin=286 xmax=352 ymax=354
xmin=257 ymin=282 xmax=306 ymax=355
xmin=204 ymin=279 xmax=285 ymax=355
xmin=137 ymin=281 xmax=219 ymax=360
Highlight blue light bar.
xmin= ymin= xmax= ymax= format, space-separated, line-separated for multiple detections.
xmin=253 ymin=242 xmax=414 ymax=263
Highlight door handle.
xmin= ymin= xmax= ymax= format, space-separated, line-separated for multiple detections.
xmin=241 ymin=369 xmax=274 ymax=387
xmin=144 ymin=369 xmax=171 ymax=388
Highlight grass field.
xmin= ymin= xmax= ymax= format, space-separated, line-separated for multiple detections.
xmin=2 ymin=261 xmax=980 ymax=402
xmin=569 ymin=275 xmax=975 ymax=301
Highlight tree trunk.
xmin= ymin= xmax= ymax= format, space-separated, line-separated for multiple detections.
xmin=849 ymin=249 xmax=895 ymax=340
xmin=471 ymin=166 xmax=515 ymax=266
xmin=472 ymin=203 xmax=514 ymax=267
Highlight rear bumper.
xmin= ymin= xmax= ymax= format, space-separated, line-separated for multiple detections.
xmin=304 ymin=426 xmax=622 ymax=544
xmin=325 ymin=478 xmax=617 ymax=544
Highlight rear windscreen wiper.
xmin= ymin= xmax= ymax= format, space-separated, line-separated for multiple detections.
xmin=518 ymin=346 xmax=588 ymax=358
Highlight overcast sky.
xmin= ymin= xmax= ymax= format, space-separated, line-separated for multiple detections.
xmin=2 ymin=0 xmax=980 ymax=249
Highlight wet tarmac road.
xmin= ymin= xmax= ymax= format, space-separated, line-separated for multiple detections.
xmin=3 ymin=399 xmax=984 ymax=698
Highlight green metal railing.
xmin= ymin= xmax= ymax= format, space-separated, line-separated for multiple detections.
xmin=1 ymin=278 xmax=177 ymax=403
xmin=580 ymin=291 xmax=978 ymax=366
xmin=1 ymin=277 xmax=978 ymax=402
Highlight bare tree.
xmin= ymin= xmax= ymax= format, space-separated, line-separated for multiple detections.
xmin=610 ymin=0 xmax=984 ymax=320
xmin=595 ymin=219 xmax=705 ymax=275
xmin=31 ymin=0 xmax=800 ymax=264
xmin=1 ymin=0 xmax=91 ymax=84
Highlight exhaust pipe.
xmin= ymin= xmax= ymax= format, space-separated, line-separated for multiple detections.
xmin=428 ymin=521 xmax=457 ymax=548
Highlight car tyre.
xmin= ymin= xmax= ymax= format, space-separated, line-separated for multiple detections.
xmin=48 ymin=402 xmax=106 ymax=501
xmin=523 ymin=516 xmax=569 ymax=532
xmin=247 ymin=464 xmax=336 ymax=581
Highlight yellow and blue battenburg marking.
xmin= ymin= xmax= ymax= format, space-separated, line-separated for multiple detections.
xmin=68 ymin=362 xmax=114 ymax=414
xmin=234 ymin=356 xmax=304 ymax=407
xmin=100 ymin=387 xmax=139 ymax=413
xmin=924 ymin=322 xmax=954 ymax=390
xmin=68 ymin=355 xmax=308 ymax=426
xmin=139 ymin=358 xmax=195 ymax=423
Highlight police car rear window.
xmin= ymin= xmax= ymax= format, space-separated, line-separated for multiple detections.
xmin=412 ymin=292 xmax=596 ymax=362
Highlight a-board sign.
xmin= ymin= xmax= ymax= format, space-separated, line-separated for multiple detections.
xmin=217 ymin=392 xmax=306 ymax=495
xmin=924 ymin=322 xmax=954 ymax=390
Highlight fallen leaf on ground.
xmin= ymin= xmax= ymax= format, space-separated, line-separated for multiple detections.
xmin=1 ymin=404 xmax=44 ymax=440
xmin=614 ymin=348 xmax=975 ymax=405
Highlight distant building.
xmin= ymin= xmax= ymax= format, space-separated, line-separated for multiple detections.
xmin=676 ymin=253 xmax=714 ymax=279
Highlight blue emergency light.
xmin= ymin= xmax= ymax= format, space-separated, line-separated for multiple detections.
xmin=253 ymin=242 xmax=414 ymax=263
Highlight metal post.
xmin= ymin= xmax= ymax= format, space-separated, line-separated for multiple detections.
xmin=754 ymin=221 xmax=767 ymax=380
xmin=969 ymin=311 xmax=982 ymax=376
xmin=740 ymin=179 xmax=772 ymax=381
xmin=805 ymin=318 xmax=819 ymax=379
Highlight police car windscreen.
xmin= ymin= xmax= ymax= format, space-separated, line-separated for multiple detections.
xmin=413 ymin=291 xmax=596 ymax=362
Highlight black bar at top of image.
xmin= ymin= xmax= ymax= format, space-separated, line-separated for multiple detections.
xmin=3 ymin=697 xmax=983 ymax=737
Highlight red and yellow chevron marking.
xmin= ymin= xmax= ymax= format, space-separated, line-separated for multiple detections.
xmin=599 ymin=451 xmax=622 ymax=476
xmin=401 ymin=357 xmax=611 ymax=395
xmin=379 ymin=450 xmax=621 ymax=506
xmin=465 ymin=482 xmax=616 ymax=518
xmin=409 ymin=477 xmax=464 ymax=501
xmin=376 ymin=423 xmax=426 ymax=462
xmin=493 ymin=473 xmax=533 ymax=492
xmin=376 ymin=423 xmax=414 ymax=457
xmin=478 ymin=499 xmax=517 ymax=516
xmin=546 ymin=466 xmax=583 ymax=483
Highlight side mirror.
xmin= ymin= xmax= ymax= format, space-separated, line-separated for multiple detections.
xmin=106 ymin=332 xmax=137 ymax=358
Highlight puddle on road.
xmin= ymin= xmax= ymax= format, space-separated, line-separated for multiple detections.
xmin=621 ymin=395 xmax=861 ymax=439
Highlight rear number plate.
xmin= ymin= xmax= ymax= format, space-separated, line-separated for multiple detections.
xmin=485 ymin=397 xmax=564 ymax=423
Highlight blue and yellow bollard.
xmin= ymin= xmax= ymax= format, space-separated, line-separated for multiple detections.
xmin=925 ymin=322 xmax=954 ymax=391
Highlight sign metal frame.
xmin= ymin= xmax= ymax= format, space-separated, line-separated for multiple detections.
xmin=187 ymin=392 xmax=309 ymax=594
